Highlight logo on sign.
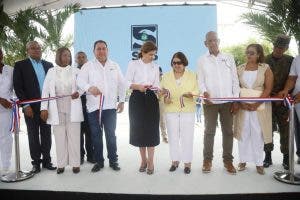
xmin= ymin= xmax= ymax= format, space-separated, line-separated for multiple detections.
xmin=131 ymin=24 xmax=158 ymax=60
xmin=131 ymin=24 xmax=158 ymax=50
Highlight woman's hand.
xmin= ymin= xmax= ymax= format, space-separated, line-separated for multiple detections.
xmin=71 ymin=92 xmax=79 ymax=99
xmin=240 ymin=103 xmax=250 ymax=110
xmin=164 ymin=97 xmax=172 ymax=104
xmin=138 ymin=85 xmax=147 ymax=92
xmin=248 ymin=102 xmax=261 ymax=111
xmin=40 ymin=110 xmax=48 ymax=122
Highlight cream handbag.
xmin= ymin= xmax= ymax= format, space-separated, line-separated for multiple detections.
xmin=240 ymin=88 xmax=265 ymax=111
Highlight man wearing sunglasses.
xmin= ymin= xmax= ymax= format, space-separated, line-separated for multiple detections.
xmin=263 ymin=35 xmax=294 ymax=170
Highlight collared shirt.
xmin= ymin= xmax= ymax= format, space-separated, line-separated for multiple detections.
xmin=197 ymin=52 xmax=239 ymax=104
xmin=29 ymin=57 xmax=45 ymax=94
xmin=125 ymin=59 xmax=160 ymax=89
xmin=289 ymin=55 xmax=300 ymax=96
xmin=77 ymin=58 xmax=126 ymax=113
xmin=0 ymin=65 xmax=13 ymax=112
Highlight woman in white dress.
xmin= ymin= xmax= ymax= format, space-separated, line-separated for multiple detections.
xmin=233 ymin=44 xmax=273 ymax=175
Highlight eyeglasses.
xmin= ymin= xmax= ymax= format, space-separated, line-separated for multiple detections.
xmin=172 ymin=61 xmax=183 ymax=65
xmin=245 ymin=51 xmax=256 ymax=56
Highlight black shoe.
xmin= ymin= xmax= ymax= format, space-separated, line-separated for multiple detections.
xmin=109 ymin=162 xmax=121 ymax=171
xmin=43 ymin=163 xmax=57 ymax=170
xmin=80 ymin=158 xmax=84 ymax=165
xmin=169 ymin=165 xmax=178 ymax=172
xmin=282 ymin=154 xmax=289 ymax=170
xmin=91 ymin=163 xmax=104 ymax=172
xmin=31 ymin=165 xmax=41 ymax=174
xmin=57 ymin=168 xmax=65 ymax=174
xmin=263 ymin=152 xmax=272 ymax=168
xmin=87 ymin=158 xmax=96 ymax=164
xmin=184 ymin=167 xmax=191 ymax=174
xmin=73 ymin=167 xmax=80 ymax=174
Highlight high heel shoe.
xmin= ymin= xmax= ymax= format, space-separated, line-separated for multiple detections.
xmin=184 ymin=167 xmax=191 ymax=174
xmin=147 ymin=168 xmax=154 ymax=175
xmin=139 ymin=163 xmax=147 ymax=172
xmin=169 ymin=165 xmax=178 ymax=172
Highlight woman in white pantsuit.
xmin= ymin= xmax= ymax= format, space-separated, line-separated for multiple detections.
xmin=0 ymin=49 xmax=13 ymax=174
xmin=233 ymin=44 xmax=273 ymax=175
xmin=41 ymin=47 xmax=83 ymax=174
xmin=161 ymin=52 xmax=199 ymax=174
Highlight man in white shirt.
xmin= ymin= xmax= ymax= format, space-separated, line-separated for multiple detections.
xmin=0 ymin=49 xmax=13 ymax=175
xmin=278 ymin=55 xmax=300 ymax=164
xmin=197 ymin=31 xmax=239 ymax=174
xmin=77 ymin=40 xmax=126 ymax=172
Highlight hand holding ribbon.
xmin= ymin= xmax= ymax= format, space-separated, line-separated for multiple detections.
xmin=0 ymin=97 xmax=12 ymax=109
xmin=40 ymin=110 xmax=48 ymax=122
xmin=71 ymin=92 xmax=79 ymax=99
xmin=88 ymin=86 xmax=101 ymax=97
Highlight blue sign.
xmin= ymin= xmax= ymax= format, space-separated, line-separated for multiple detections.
xmin=74 ymin=5 xmax=217 ymax=73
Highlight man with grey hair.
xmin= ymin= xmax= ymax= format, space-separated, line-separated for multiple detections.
xmin=263 ymin=34 xmax=294 ymax=170
xmin=13 ymin=41 xmax=56 ymax=173
xmin=197 ymin=31 xmax=239 ymax=174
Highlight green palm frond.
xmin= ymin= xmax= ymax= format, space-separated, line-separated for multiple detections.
xmin=34 ymin=3 xmax=80 ymax=52
xmin=241 ymin=0 xmax=300 ymax=53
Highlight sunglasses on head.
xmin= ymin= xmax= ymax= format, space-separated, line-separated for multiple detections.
xmin=172 ymin=61 xmax=183 ymax=65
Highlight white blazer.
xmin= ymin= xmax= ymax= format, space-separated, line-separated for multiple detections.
xmin=41 ymin=66 xmax=84 ymax=125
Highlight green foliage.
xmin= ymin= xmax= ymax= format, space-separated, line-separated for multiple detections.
xmin=222 ymin=39 xmax=273 ymax=66
xmin=0 ymin=3 xmax=80 ymax=66
xmin=1 ymin=8 xmax=40 ymax=65
xmin=34 ymin=3 xmax=80 ymax=52
xmin=241 ymin=0 xmax=300 ymax=53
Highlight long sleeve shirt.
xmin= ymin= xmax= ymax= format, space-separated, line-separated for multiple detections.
xmin=0 ymin=65 xmax=13 ymax=112
xmin=125 ymin=59 xmax=160 ymax=89
xmin=197 ymin=52 xmax=240 ymax=104
xmin=77 ymin=58 xmax=126 ymax=113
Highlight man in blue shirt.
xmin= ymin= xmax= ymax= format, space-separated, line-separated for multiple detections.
xmin=13 ymin=41 xmax=56 ymax=173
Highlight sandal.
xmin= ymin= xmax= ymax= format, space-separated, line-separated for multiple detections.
xmin=139 ymin=164 xmax=147 ymax=172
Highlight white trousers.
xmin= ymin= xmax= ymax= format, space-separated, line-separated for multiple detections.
xmin=53 ymin=113 xmax=80 ymax=168
xmin=238 ymin=111 xmax=264 ymax=166
xmin=165 ymin=112 xmax=195 ymax=163
xmin=0 ymin=111 xmax=13 ymax=169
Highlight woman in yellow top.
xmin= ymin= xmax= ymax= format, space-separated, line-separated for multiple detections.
xmin=161 ymin=52 xmax=199 ymax=174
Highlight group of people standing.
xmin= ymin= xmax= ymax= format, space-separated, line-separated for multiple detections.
xmin=0 ymin=31 xmax=300 ymax=177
